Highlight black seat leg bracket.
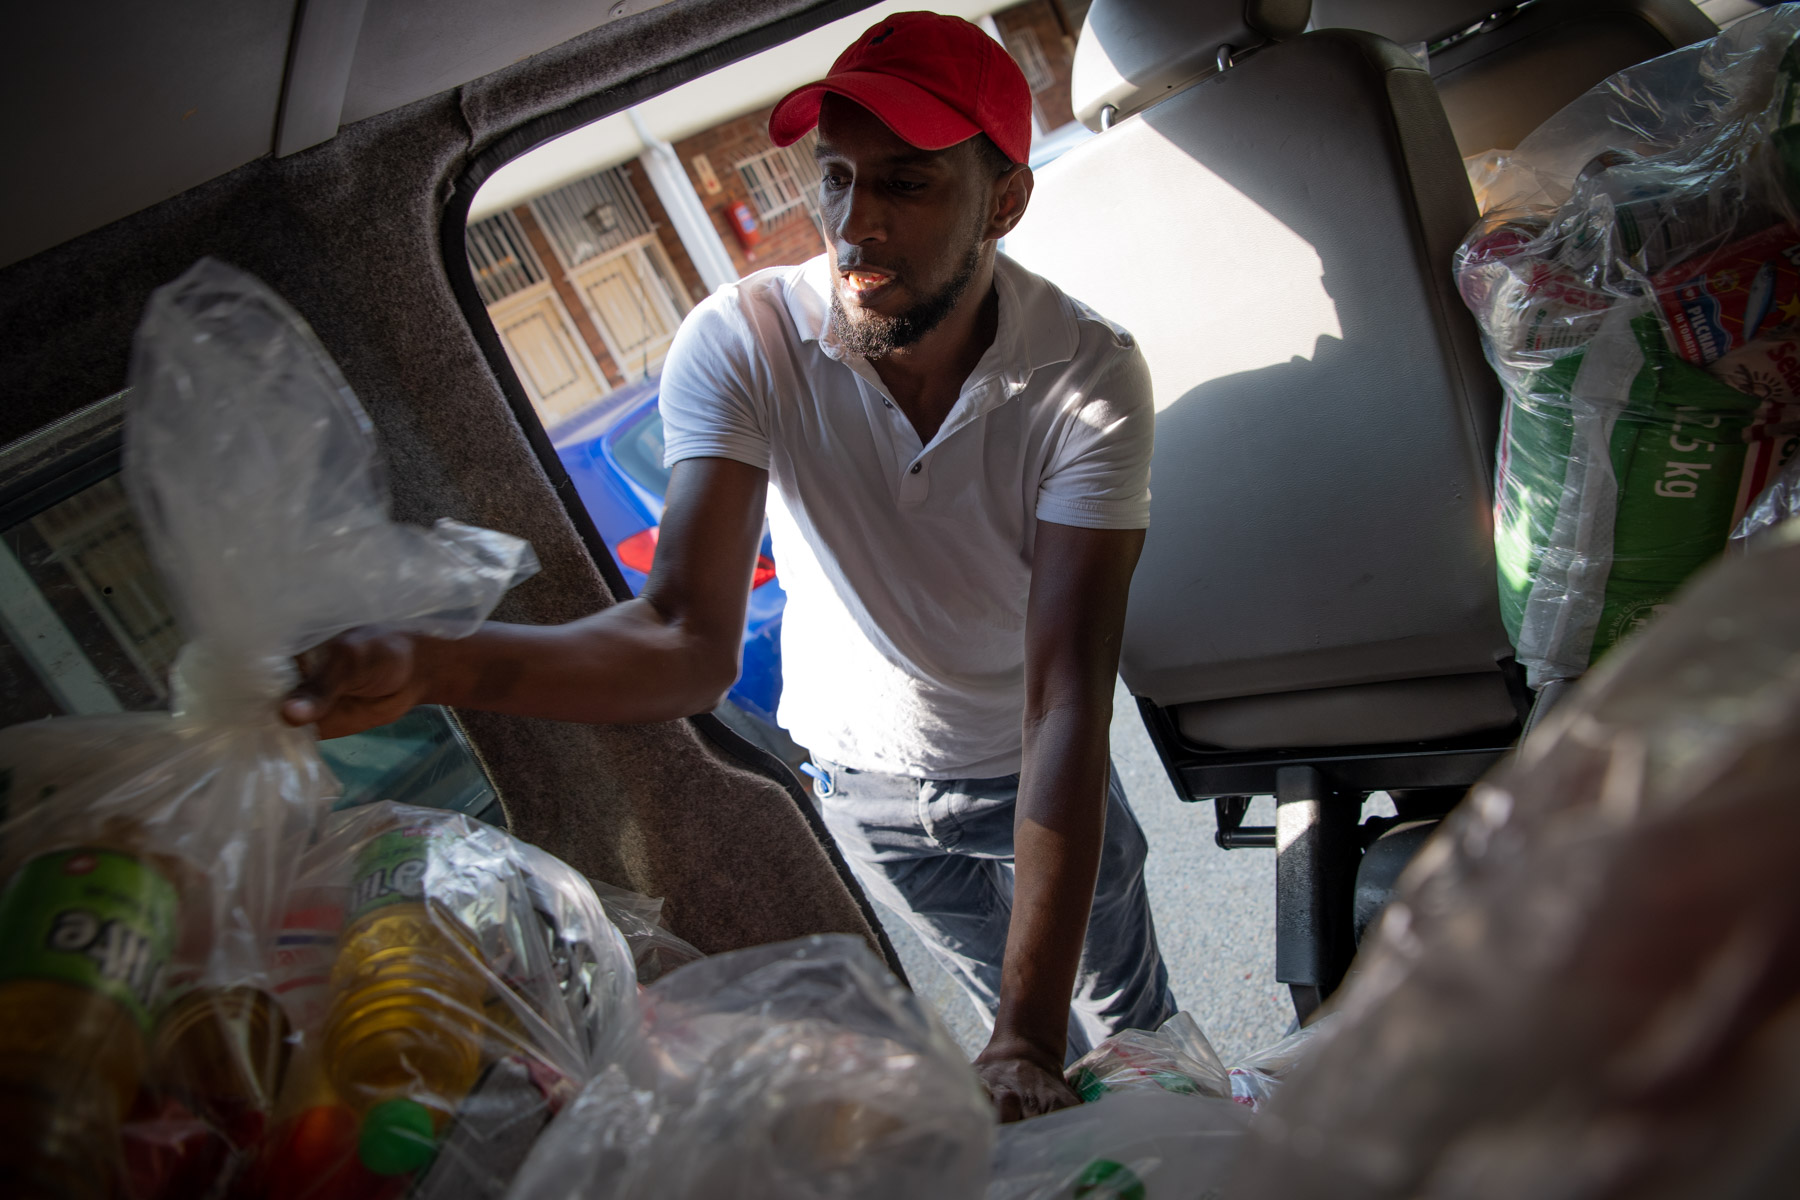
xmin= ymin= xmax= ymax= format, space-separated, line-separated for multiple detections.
xmin=1273 ymin=765 xmax=1360 ymax=1019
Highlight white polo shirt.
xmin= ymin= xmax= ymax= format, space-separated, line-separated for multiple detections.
xmin=659 ymin=252 xmax=1153 ymax=778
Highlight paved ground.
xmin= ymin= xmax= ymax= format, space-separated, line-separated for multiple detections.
xmin=872 ymin=678 xmax=1306 ymax=1067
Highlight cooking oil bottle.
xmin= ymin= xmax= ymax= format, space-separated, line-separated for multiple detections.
xmin=322 ymin=825 xmax=485 ymax=1141
xmin=0 ymin=845 xmax=180 ymax=1199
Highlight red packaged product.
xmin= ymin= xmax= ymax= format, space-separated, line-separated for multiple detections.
xmin=1653 ymin=223 xmax=1800 ymax=364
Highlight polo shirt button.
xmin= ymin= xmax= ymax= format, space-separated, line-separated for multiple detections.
xmin=909 ymin=463 xmax=922 ymax=474
xmin=884 ymin=399 xmax=893 ymax=408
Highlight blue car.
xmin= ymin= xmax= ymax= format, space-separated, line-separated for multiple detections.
xmin=550 ymin=380 xmax=788 ymax=733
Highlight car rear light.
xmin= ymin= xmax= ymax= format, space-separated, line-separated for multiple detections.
xmin=616 ymin=526 xmax=658 ymax=574
xmin=614 ymin=525 xmax=778 ymax=588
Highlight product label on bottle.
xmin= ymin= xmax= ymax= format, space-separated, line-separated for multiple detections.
xmin=0 ymin=848 xmax=178 ymax=1032
xmin=348 ymin=827 xmax=435 ymax=922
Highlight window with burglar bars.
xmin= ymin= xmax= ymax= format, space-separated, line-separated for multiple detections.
xmin=735 ymin=130 xmax=821 ymax=226
xmin=1004 ymin=28 xmax=1056 ymax=95
xmin=464 ymin=211 xmax=547 ymax=306
xmin=528 ymin=167 xmax=657 ymax=270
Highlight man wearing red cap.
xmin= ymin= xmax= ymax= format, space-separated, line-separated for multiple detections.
xmin=285 ymin=11 xmax=1173 ymax=1120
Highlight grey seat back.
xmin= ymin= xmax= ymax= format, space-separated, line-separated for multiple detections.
xmin=1311 ymin=0 xmax=1717 ymax=156
xmin=1005 ymin=0 xmax=1513 ymax=735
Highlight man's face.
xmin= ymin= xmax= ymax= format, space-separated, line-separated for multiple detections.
xmin=814 ymin=94 xmax=998 ymax=357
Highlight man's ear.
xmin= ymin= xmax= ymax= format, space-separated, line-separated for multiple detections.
xmin=987 ymin=165 xmax=1034 ymax=240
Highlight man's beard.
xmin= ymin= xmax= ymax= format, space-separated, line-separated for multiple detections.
xmin=829 ymin=239 xmax=983 ymax=359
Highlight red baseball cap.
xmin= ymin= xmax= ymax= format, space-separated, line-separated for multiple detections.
xmin=768 ymin=12 xmax=1032 ymax=166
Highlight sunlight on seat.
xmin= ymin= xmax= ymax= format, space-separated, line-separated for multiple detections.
xmin=1008 ymin=154 xmax=1341 ymax=414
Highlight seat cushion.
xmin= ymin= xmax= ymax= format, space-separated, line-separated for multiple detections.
xmin=1174 ymin=671 xmax=1519 ymax=750
xmin=1008 ymin=30 xmax=1512 ymax=710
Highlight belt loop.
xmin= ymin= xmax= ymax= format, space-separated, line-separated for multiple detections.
xmin=800 ymin=761 xmax=833 ymax=798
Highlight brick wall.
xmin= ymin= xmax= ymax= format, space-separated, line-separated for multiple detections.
xmin=672 ymin=105 xmax=830 ymax=278
xmin=621 ymin=158 xmax=708 ymax=303
xmin=993 ymin=0 xmax=1079 ymax=135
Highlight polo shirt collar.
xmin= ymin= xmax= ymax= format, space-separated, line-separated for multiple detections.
xmin=784 ymin=253 xmax=1080 ymax=393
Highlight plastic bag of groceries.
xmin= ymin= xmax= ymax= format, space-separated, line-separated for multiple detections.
xmin=987 ymin=1089 xmax=1249 ymax=1200
xmin=1729 ymin=446 xmax=1800 ymax=553
xmin=1067 ymin=1011 xmax=1230 ymax=1102
xmin=1067 ymin=1009 xmax=1338 ymax=1114
xmin=1226 ymin=538 xmax=1800 ymax=1200
xmin=254 ymin=802 xmax=638 ymax=1200
xmin=1454 ymin=6 xmax=1800 ymax=686
xmin=0 ymin=258 xmax=537 ymax=1199
xmin=508 ymin=934 xmax=993 ymax=1200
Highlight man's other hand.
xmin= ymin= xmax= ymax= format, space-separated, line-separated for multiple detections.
xmin=973 ymin=1039 xmax=1080 ymax=1123
xmin=281 ymin=627 xmax=429 ymax=738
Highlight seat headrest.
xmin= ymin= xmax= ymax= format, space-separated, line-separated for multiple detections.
xmin=1310 ymin=0 xmax=1504 ymax=47
xmin=1070 ymin=0 xmax=1313 ymax=130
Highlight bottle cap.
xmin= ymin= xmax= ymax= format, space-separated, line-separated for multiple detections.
xmin=357 ymin=1099 xmax=438 ymax=1176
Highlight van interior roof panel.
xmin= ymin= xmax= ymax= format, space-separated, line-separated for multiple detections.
xmin=0 ymin=0 xmax=897 ymax=972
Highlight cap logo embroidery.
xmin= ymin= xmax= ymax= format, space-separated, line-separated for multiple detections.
xmin=868 ymin=25 xmax=895 ymax=45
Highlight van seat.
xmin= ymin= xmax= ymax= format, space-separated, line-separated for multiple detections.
xmin=1311 ymin=0 xmax=1718 ymax=156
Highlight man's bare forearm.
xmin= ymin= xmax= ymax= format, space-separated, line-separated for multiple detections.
xmin=416 ymin=595 xmax=739 ymax=725
xmin=987 ymin=697 xmax=1113 ymax=1061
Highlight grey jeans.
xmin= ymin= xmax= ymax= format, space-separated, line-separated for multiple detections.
xmin=810 ymin=758 xmax=1177 ymax=1062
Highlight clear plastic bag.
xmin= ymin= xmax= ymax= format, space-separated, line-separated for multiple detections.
xmin=1066 ymin=1011 xmax=1230 ymax=1102
xmin=1729 ymin=445 xmax=1800 ymax=552
xmin=585 ymin=877 xmax=706 ymax=983
xmin=1455 ymin=8 xmax=1800 ymax=686
xmin=255 ymin=802 xmax=638 ymax=1199
xmin=987 ymin=1089 xmax=1249 ymax=1200
xmin=1065 ymin=1008 xmax=1337 ymax=1115
xmin=508 ymin=934 xmax=993 ymax=1200
xmin=1226 ymin=539 xmax=1800 ymax=1199
xmin=0 ymin=258 xmax=537 ymax=1198
xmin=1224 ymin=1013 xmax=1336 ymax=1114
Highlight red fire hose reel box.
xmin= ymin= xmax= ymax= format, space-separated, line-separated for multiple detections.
xmin=726 ymin=201 xmax=761 ymax=251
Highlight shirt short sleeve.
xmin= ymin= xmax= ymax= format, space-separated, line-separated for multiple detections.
xmin=1035 ymin=339 xmax=1155 ymax=530
xmin=658 ymin=292 xmax=772 ymax=471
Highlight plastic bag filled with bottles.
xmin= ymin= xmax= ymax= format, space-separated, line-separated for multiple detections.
xmin=1454 ymin=6 xmax=1800 ymax=687
xmin=1226 ymin=536 xmax=1800 ymax=1199
xmin=254 ymin=802 xmax=638 ymax=1200
xmin=0 ymin=258 xmax=539 ymax=1198
xmin=508 ymin=934 xmax=993 ymax=1200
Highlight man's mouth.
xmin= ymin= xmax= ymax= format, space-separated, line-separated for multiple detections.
xmin=840 ymin=269 xmax=895 ymax=300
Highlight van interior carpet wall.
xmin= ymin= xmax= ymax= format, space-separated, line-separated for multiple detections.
xmin=0 ymin=0 xmax=888 ymax=965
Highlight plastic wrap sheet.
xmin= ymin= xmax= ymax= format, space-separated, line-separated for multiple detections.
xmin=1456 ymin=6 xmax=1800 ymax=686
xmin=987 ymin=1089 xmax=1249 ymax=1200
xmin=0 ymin=259 xmax=538 ymax=1199
xmin=1227 ymin=539 xmax=1800 ymax=1200
xmin=508 ymin=934 xmax=993 ymax=1200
